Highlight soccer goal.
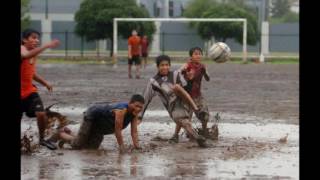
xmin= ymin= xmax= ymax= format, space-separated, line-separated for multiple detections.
xmin=113 ymin=18 xmax=247 ymax=64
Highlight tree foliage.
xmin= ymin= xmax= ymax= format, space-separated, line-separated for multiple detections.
xmin=74 ymin=0 xmax=155 ymax=42
xmin=271 ymin=0 xmax=291 ymax=18
xmin=183 ymin=0 xmax=258 ymax=45
xmin=21 ymin=0 xmax=30 ymax=31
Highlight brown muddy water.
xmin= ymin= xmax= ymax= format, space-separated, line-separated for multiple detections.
xmin=21 ymin=63 xmax=299 ymax=179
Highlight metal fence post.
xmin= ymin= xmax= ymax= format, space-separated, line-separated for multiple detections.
xmin=65 ymin=30 xmax=68 ymax=59
xmin=162 ymin=32 xmax=165 ymax=55
xmin=81 ymin=36 xmax=84 ymax=58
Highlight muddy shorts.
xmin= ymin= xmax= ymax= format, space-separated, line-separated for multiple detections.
xmin=193 ymin=96 xmax=209 ymax=123
xmin=142 ymin=52 xmax=148 ymax=58
xmin=21 ymin=92 xmax=44 ymax=118
xmin=70 ymin=115 xmax=104 ymax=150
xmin=128 ymin=55 xmax=141 ymax=65
xmin=170 ymin=98 xmax=192 ymax=125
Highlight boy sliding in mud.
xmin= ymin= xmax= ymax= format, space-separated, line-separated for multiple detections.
xmin=172 ymin=47 xmax=213 ymax=142
xmin=138 ymin=55 xmax=207 ymax=147
xmin=55 ymin=94 xmax=145 ymax=153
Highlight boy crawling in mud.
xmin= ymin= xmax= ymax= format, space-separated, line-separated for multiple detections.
xmin=56 ymin=94 xmax=144 ymax=153
xmin=138 ymin=55 xmax=207 ymax=147
xmin=172 ymin=47 xmax=212 ymax=141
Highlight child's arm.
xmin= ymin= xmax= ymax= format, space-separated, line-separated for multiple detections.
xmin=130 ymin=117 xmax=140 ymax=149
xmin=21 ymin=39 xmax=60 ymax=60
xmin=202 ymin=66 xmax=210 ymax=81
xmin=114 ymin=110 xmax=125 ymax=152
xmin=128 ymin=38 xmax=132 ymax=59
xmin=138 ymin=80 xmax=156 ymax=120
xmin=33 ymin=73 xmax=53 ymax=92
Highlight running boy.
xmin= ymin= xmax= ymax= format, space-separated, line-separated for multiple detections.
xmin=20 ymin=28 xmax=60 ymax=150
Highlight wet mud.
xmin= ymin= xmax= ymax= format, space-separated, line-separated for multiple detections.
xmin=21 ymin=63 xmax=299 ymax=179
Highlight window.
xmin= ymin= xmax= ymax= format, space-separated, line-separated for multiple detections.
xmin=153 ymin=1 xmax=161 ymax=17
xmin=169 ymin=1 xmax=174 ymax=17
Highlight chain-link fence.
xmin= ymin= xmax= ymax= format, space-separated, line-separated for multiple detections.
xmin=38 ymin=30 xmax=299 ymax=59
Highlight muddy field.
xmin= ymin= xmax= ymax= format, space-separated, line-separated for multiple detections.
xmin=21 ymin=62 xmax=299 ymax=179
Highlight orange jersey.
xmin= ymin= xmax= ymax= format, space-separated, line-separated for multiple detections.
xmin=128 ymin=35 xmax=141 ymax=55
xmin=21 ymin=45 xmax=37 ymax=99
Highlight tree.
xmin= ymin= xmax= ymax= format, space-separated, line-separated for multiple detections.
xmin=74 ymin=0 xmax=156 ymax=56
xmin=271 ymin=0 xmax=291 ymax=18
xmin=184 ymin=1 xmax=258 ymax=45
xmin=21 ymin=0 xmax=30 ymax=31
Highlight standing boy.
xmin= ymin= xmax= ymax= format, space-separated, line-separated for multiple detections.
xmin=128 ymin=30 xmax=141 ymax=79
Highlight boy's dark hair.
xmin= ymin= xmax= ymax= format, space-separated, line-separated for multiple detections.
xmin=155 ymin=55 xmax=171 ymax=67
xmin=189 ymin=47 xmax=203 ymax=57
xmin=22 ymin=29 xmax=40 ymax=44
xmin=22 ymin=29 xmax=40 ymax=39
xmin=130 ymin=94 xmax=145 ymax=104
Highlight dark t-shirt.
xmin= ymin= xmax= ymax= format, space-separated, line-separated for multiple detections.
xmin=85 ymin=102 xmax=135 ymax=134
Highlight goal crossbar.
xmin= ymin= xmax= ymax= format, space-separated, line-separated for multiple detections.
xmin=113 ymin=18 xmax=247 ymax=63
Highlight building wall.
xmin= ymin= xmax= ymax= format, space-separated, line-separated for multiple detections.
xmin=28 ymin=0 xmax=299 ymax=53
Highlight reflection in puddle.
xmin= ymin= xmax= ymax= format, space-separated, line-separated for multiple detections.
xmin=21 ymin=110 xmax=298 ymax=179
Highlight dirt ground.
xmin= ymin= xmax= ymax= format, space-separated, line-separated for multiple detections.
xmin=21 ymin=62 xmax=299 ymax=179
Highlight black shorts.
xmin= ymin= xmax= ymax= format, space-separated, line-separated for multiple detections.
xmin=128 ymin=55 xmax=141 ymax=65
xmin=142 ymin=53 xmax=148 ymax=58
xmin=84 ymin=108 xmax=115 ymax=135
xmin=21 ymin=92 xmax=44 ymax=118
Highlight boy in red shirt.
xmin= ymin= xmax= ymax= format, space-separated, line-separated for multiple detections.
xmin=170 ymin=47 xmax=211 ymax=142
xmin=20 ymin=29 xmax=60 ymax=150
xmin=140 ymin=35 xmax=149 ymax=69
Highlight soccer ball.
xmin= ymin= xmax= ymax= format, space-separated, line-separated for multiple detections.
xmin=208 ymin=42 xmax=231 ymax=63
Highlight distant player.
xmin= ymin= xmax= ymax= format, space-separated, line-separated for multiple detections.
xmin=128 ymin=30 xmax=142 ymax=79
xmin=141 ymin=35 xmax=149 ymax=69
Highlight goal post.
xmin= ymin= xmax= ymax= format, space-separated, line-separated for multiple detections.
xmin=113 ymin=18 xmax=247 ymax=64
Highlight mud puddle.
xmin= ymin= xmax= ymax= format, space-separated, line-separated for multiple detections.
xmin=21 ymin=111 xmax=298 ymax=179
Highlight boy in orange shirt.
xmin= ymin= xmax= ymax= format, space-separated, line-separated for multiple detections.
xmin=128 ymin=30 xmax=142 ymax=79
xmin=20 ymin=29 xmax=60 ymax=150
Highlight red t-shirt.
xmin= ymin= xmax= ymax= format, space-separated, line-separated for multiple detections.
xmin=21 ymin=45 xmax=37 ymax=99
xmin=128 ymin=35 xmax=141 ymax=56
xmin=140 ymin=38 xmax=149 ymax=54
xmin=183 ymin=61 xmax=206 ymax=98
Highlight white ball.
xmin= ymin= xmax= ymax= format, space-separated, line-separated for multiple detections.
xmin=208 ymin=42 xmax=231 ymax=63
